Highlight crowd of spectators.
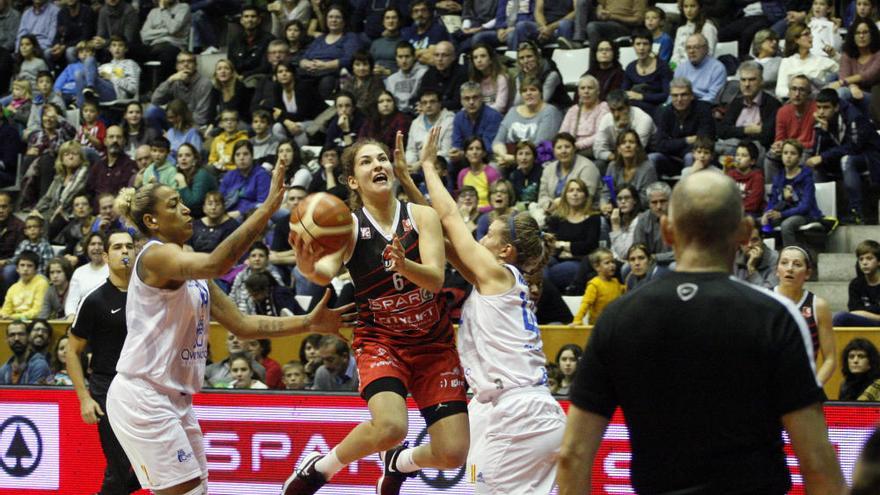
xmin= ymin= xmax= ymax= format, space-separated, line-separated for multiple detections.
xmin=0 ymin=0 xmax=879 ymax=398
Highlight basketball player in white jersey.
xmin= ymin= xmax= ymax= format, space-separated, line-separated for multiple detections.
xmin=398 ymin=127 xmax=566 ymax=493
xmin=105 ymin=163 xmax=353 ymax=495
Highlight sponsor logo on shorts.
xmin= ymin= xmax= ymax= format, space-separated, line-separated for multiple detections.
xmin=369 ymin=359 xmax=395 ymax=369
xmin=177 ymin=449 xmax=193 ymax=463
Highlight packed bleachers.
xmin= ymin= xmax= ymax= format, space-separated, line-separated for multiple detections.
xmin=0 ymin=0 xmax=878 ymax=401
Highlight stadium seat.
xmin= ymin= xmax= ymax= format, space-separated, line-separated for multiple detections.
xmin=619 ymin=46 xmax=637 ymax=68
xmin=552 ymin=48 xmax=590 ymax=89
xmin=715 ymin=41 xmax=738 ymax=59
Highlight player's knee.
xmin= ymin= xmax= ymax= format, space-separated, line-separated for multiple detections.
xmin=373 ymin=417 xmax=407 ymax=449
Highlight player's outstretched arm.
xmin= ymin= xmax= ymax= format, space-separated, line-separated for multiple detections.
xmin=782 ymin=403 xmax=846 ymax=494
xmin=208 ymin=281 xmax=355 ymax=339
xmin=418 ymin=126 xmax=509 ymax=293
xmin=556 ymin=405 xmax=609 ymax=495
xmin=143 ymin=162 xmax=288 ymax=283
xmin=392 ymin=131 xmax=428 ymax=206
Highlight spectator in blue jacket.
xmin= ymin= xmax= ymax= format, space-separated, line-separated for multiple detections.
xmin=807 ymin=88 xmax=880 ymax=224
xmin=218 ymin=140 xmax=271 ymax=219
xmin=0 ymin=320 xmax=51 ymax=384
xmin=762 ymin=138 xmax=822 ymax=247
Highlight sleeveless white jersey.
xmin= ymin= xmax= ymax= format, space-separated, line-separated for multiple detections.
xmin=458 ymin=264 xmax=549 ymax=403
xmin=115 ymin=240 xmax=211 ymax=394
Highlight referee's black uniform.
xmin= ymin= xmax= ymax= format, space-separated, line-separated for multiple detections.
xmin=571 ymin=271 xmax=825 ymax=495
xmin=71 ymin=280 xmax=140 ymax=494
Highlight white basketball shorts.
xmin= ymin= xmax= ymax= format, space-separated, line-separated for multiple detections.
xmin=466 ymin=387 xmax=566 ymax=494
xmin=106 ymin=374 xmax=208 ymax=490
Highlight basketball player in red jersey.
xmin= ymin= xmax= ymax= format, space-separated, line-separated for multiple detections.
xmin=284 ymin=138 xmax=469 ymax=495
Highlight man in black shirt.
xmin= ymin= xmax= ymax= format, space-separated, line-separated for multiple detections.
xmin=556 ymin=173 xmax=845 ymax=495
xmin=67 ymin=230 xmax=140 ymax=494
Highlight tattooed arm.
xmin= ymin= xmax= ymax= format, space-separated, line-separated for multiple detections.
xmin=140 ymin=163 xmax=288 ymax=287
xmin=208 ymin=281 xmax=354 ymax=339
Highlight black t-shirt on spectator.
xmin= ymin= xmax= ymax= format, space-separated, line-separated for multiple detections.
xmin=571 ymin=271 xmax=824 ymax=495
xmin=70 ymin=280 xmax=127 ymax=393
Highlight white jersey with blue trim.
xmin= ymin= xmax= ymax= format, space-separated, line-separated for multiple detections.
xmin=458 ymin=264 xmax=549 ymax=403
xmin=115 ymin=240 xmax=211 ymax=394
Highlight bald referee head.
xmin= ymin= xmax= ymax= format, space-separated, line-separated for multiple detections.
xmin=660 ymin=172 xmax=750 ymax=270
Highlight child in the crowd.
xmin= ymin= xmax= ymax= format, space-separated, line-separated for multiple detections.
xmin=15 ymin=35 xmax=49 ymax=84
xmin=839 ymin=338 xmax=880 ymax=400
xmin=808 ymin=0 xmax=843 ymax=58
xmin=77 ymin=100 xmax=106 ymax=161
xmin=545 ymin=363 xmax=563 ymax=394
xmin=0 ymin=250 xmax=49 ymax=320
xmin=572 ymin=247 xmax=626 ymax=325
xmin=671 ymin=0 xmax=718 ymax=69
xmin=252 ymin=109 xmax=282 ymax=168
xmin=645 ymin=6 xmax=673 ymax=64
xmin=761 ymin=139 xmax=822 ymax=247
xmin=1 ymin=79 xmax=32 ymax=129
xmin=14 ymin=213 xmax=55 ymax=274
xmin=53 ymin=41 xmax=93 ymax=104
xmin=228 ymin=352 xmax=269 ymax=389
xmin=140 ymin=137 xmax=177 ymax=187
xmin=208 ymin=109 xmax=249 ymax=171
xmin=834 ymin=240 xmax=880 ymax=327
xmin=282 ymin=361 xmax=307 ymax=390
xmin=78 ymin=35 xmax=141 ymax=106
xmin=25 ymin=71 xmax=66 ymax=137
xmin=726 ymin=141 xmax=766 ymax=217
xmin=681 ymin=135 xmax=721 ymax=178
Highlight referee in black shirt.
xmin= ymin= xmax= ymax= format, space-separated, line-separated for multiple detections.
xmin=67 ymin=230 xmax=140 ymax=494
xmin=556 ymin=173 xmax=845 ymax=494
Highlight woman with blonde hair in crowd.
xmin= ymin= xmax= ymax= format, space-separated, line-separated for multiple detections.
xmin=36 ymin=140 xmax=90 ymax=234
xmin=209 ymin=59 xmax=251 ymax=126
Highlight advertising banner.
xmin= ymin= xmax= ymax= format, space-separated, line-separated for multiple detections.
xmin=0 ymin=388 xmax=875 ymax=494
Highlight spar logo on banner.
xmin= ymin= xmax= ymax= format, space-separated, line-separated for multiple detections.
xmin=0 ymin=403 xmax=59 ymax=491
xmin=194 ymin=401 xmax=470 ymax=495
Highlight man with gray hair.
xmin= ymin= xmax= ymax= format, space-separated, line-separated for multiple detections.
xmin=673 ymin=33 xmax=727 ymax=103
xmin=649 ymin=78 xmax=715 ymax=177
xmin=450 ymin=81 xmax=503 ymax=163
xmin=716 ymin=61 xmax=781 ymax=156
xmin=312 ymin=335 xmax=359 ymax=392
xmin=593 ymin=89 xmax=655 ymax=173
xmin=632 ymin=181 xmax=674 ymax=265
xmin=557 ymin=172 xmax=846 ymax=495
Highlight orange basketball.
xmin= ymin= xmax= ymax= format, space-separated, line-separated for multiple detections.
xmin=289 ymin=192 xmax=353 ymax=253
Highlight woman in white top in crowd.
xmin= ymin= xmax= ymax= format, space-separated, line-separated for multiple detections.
xmin=776 ymin=22 xmax=839 ymax=98
xmin=105 ymin=162 xmax=351 ymax=495
xmin=397 ymin=126 xmax=565 ymax=495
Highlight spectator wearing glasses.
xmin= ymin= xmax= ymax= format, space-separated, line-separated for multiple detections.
xmin=672 ymin=33 xmax=726 ymax=103
xmin=776 ymin=23 xmax=838 ymax=100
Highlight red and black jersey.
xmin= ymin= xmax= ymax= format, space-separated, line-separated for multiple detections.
xmin=798 ymin=290 xmax=820 ymax=358
xmin=345 ymin=200 xmax=452 ymax=346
